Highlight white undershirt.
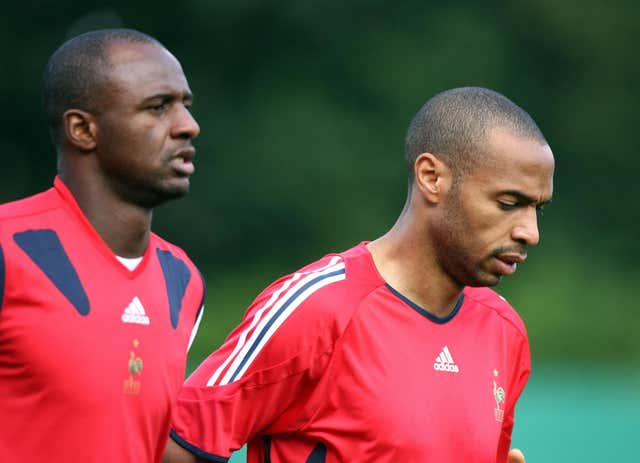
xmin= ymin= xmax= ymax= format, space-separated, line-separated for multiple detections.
xmin=116 ymin=255 xmax=143 ymax=271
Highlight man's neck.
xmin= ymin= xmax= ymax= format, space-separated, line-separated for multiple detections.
xmin=60 ymin=172 xmax=152 ymax=258
xmin=367 ymin=214 xmax=463 ymax=318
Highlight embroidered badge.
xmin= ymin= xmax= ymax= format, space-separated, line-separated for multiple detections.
xmin=123 ymin=339 xmax=144 ymax=395
xmin=493 ymin=369 xmax=505 ymax=422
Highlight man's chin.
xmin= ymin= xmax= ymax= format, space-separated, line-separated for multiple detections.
xmin=139 ymin=183 xmax=189 ymax=208
xmin=464 ymin=271 xmax=502 ymax=288
xmin=157 ymin=186 xmax=189 ymax=203
xmin=161 ymin=178 xmax=191 ymax=197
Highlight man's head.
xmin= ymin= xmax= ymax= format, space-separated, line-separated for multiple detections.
xmin=43 ymin=29 xmax=161 ymax=147
xmin=405 ymin=86 xmax=547 ymax=188
xmin=43 ymin=29 xmax=200 ymax=207
xmin=405 ymin=87 xmax=554 ymax=287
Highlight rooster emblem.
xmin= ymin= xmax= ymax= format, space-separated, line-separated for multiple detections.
xmin=129 ymin=352 xmax=143 ymax=376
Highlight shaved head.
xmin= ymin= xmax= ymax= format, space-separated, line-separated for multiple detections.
xmin=43 ymin=28 xmax=162 ymax=147
xmin=404 ymin=87 xmax=547 ymax=185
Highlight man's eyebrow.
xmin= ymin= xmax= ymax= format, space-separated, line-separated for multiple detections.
xmin=501 ymin=190 xmax=552 ymax=207
xmin=141 ymin=91 xmax=193 ymax=104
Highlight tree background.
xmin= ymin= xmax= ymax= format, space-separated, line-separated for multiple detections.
xmin=1 ymin=1 xmax=637 ymax=460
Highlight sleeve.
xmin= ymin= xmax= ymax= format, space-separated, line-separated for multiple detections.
xmin=496 ymin=333 xmax=531 ymax=462
xmin=171 ymin=256 xmax=346 ymax=461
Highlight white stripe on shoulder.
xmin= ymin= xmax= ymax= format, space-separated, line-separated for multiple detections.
xmin=225 ymin=266 xmax=345 ymax=384
xmin=206 ymin=256 xmax=343 ymax=387
xmin=187 ymin=305 xmax=205 ymax=352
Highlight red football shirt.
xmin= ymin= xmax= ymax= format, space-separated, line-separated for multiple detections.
xmin=0 ymin=178 xmax=205 ymax=462
xmin=171 ymin=243 xmax=530 ymax=462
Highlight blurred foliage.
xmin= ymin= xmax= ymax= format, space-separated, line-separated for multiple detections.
xmin=1 ymin=1 xmax=638 ymax=365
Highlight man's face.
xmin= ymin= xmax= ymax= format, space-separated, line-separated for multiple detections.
xmin=93 ymin=41 xmax=200 ymax=207
xmin=433 ymin=128 xmax=555 ymax=287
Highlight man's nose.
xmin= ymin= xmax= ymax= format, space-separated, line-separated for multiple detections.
xmin=511 ymin=207 xmax=540 ymax=246
xmin=171 ymin=104 xmax=200 ymax=139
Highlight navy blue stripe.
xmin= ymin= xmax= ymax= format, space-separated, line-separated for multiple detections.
xmin=157 ymin=249 xmax=192 ymax=329
xmin=306 ymin=443 xmax=327 ymax=462
xmin=263 ymin=436 xmax=272 ymax=463
xmin=386 ymin=283 xmax=464 ymax=324
xmin=170 ymin=429 xmax=229 ymax=462
xmin=14 ymin=230 xmax=90 ymax=315
xmin=0 ymin=245 xmax=5 ymax=314
xmin=229 ymin=268 xmax=345 ymax=382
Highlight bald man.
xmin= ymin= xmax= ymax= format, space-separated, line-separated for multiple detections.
xmin=165 ymin=87 xmax=552 ymax=463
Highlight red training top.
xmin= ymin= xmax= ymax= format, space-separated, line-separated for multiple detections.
xmin=0 ymin=177 xmax=205 ymax=462
xmin=171 ymin=242 xmax=529 ymax=463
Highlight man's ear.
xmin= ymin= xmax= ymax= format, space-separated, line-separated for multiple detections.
xmin=413 ymin=152 xmax=453 ymax=204
xmin=63 ymin=109 xmax=98 ymax=151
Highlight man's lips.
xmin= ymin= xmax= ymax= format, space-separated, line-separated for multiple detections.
xmin=174 ymin=146 xmax=195 ymax=162
xmin=493 ymin=253 xmax=527 ymax=276
xmin=170 ymin=147 xmax=196 ymax=176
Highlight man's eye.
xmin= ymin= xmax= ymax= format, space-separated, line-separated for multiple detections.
xmin=498 ymin=201 xmax=518 ymax=210
xmin=148 ymin=103 xmax=167 ymax=112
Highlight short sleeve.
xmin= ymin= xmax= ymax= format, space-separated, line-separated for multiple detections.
xmin=171 ymin=256 xmax=347 ymax=460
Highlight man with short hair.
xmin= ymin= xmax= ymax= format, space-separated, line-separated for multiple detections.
xmin=164 ymin=87 xmax=553 ymax=463
xmin=0 ymin=29 xmax=205 ymax=462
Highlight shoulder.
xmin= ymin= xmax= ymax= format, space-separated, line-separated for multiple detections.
xmin=250 ymin=245 xmax=383 ymax=338
xmin=203 ymin=247 xmax=383 ymax=386
xmin=0 ymin=188 xmax=59 ymax=224
xmin=151 ymin=232 xmax=192 ymax=260
xmin=150 ymin=232 xmax=205 ymax=298
xmin=246 ymin=253 xmax=352 ymax=336
xmin=462 ymin=286 xmax=528 ymax=341
xmin=150 ymin=232 xmax=201 ymax=275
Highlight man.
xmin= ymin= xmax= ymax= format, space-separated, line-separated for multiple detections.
xmin=165 ymin=87 xmax=553 ymax=463
xmin=0 ymin=29 xmax=205 ymax=462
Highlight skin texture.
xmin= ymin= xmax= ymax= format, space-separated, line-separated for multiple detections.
xmin=508 ymin=448 xmax=526 ymax=463
xmin=430 ymin=127 xmax=554 ymax=289
xmin=369 ymin=127 xmax=554 ymax=317
xmin=59 ymin=41 xmax=200 ymax=257
xmin=163 ymin=439 xmax=199 ymax=463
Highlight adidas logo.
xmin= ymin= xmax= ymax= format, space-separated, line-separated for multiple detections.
xmin=433 ymin=346 xmax=459 ymax=373
xmin=121 ymin=297 xmax=150 ymax=325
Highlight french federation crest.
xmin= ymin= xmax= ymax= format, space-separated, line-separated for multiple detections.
xmin=123 ymin=339 xmax=144 ymax=395
xmin=493 ymin=370 xmax=506 ymax=422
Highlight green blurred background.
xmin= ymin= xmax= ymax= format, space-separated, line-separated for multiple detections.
xmin=2 ymin=1 xmax=638 ymax=460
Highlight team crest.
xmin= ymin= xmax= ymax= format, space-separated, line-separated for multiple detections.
xmin=123 ymin=339 xmax=144 ymax=395
xmin=493 ymin=369 xmax=505 ymax=422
